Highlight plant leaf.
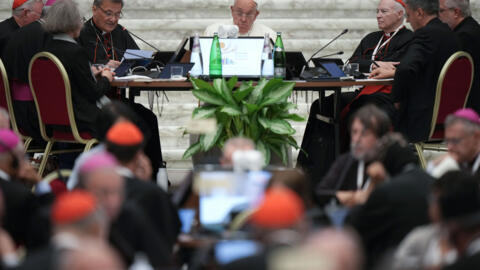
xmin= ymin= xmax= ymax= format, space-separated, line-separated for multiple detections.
xmin=242 ymin=101 xmax=259 ymax=114
xmin=212 ymin=78 xmax=224 ymax=95
xmin=267 ymin=136 xmax=300 ymax=150
xmin=247 ymin=78 xmax=269 ymax=104
xmin=227 ymin=76 xmax=238 ymax=91
xmin=192 ymin=106 xmax=217 ymax=119
xmin=260 ymin=78 xmax=284 ymax=98
xmin=260 ymin=81 xmax=295 ymax=107
xmin=279 ymin=113 xmax=306 ymax=122
xmin=191 ymin=78 xmax=215 ymax=93
xmin=219 ymin=78 xmax=237 ymax=105
xmin=249 ymin=116 xmax=260 ymax=141
xmin=200 ymin=123 xmax=224 ymax=151
xmin=256 ymin=140 xmax=270 ymax=166
xmin=233 ymin=84 xmax=255 ymax=102
xmin=220 ymin=105 xmax=242 ymax=116
xmin=192 ymin=89 xmax=225 ymax=106
xmin=281 ymin=103 xmax=298 ymax=111
xmin=267 ymin=142 xmax=288 ymax=165
xmin=258 ymin=118 xmax=296 ymax=135
xmin=182 ymin=141 xmax=202 ymax=160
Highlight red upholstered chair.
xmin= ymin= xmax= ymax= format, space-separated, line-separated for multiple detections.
xmin=0 ymin=58 xmax=35 ymax=149
xmin=415 ymin=51 xmax=474 ymax=168
xmin=29 ymin=52 xmax=97 ymax=176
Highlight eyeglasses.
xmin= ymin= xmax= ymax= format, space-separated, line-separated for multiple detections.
xmin=439 ymin=7 xmax=454 ymax=13
xmin=97 ymin=5 xmax=123 ymax=19
xmin=26 ymin=8 xmax=41 ymax=17
xmin=445 ymin=134 xmax=471 ymax=145
xmin=232 ymin=9 xmax=257 ymax=19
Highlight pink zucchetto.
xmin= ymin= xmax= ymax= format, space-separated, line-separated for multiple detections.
xmin=79 ymin=151 xmax=118 ymax=174
xmin=45 ymin=0 xmax=57 ymax=6
xmin=453 ymin=108 xmax=480 ymax=125
xmin=0 ymin=130 xmax=20 ymax=154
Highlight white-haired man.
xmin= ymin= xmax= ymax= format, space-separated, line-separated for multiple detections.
xmin=204 ymin=0 xmax=276 ymax=37
xmin=0 ymin=0 xmax=44 ymax=56
xmin=298 ymin=0 xmax=413 ymax=183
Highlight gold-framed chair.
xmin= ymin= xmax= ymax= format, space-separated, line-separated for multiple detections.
xmin=0 ymin=58 xmax=35 ymax=150
xmin=29 ymin=52 xmax=97 ymax=176
xmin=415 ymin=51 xmax=474 ymax=168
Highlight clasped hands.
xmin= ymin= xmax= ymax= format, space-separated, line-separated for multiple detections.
xmin=369 ymin=61 xmax=399 ymax=79
xmin=91 ymin=60 xmax=121 ymax=82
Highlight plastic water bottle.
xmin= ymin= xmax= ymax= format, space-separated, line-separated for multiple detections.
xmin=129 ymin=253 xmax=154 ymax=270
xmin=190 ymin=33 xmax=203 ymax=77
xmin=209 ymin=32 xmax=222 ymax=79
xmin=156 ymin=167 xmax=168 ymax=192
xmin=273 ymin=32 xmax=286 ymax=79
xmin=261 ymin=33 xmax=274 ymax=78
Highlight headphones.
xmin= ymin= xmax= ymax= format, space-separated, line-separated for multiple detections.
xmin=0 ymin=138 xmax=19 ymax=170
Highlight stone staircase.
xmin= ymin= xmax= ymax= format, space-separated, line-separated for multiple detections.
xmin=2 ymin=0 xmax=480 ymax=184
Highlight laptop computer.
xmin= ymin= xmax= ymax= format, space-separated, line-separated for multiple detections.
xmin=192 ymin=36 xmax=265 ymax=79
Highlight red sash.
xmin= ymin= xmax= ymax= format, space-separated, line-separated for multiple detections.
xmin=340 ymin=85 xmax=392 ymax=120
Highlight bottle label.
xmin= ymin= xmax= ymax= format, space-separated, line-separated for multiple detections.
xmin=274 ymin=67 xmax=286 ymax=78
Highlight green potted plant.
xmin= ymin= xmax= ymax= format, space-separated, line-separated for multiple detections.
xmin=182 ymin=76 xmax=305 ymax=165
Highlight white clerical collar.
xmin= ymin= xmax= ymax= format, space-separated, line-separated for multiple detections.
xmin=0 ymin=169 xmax=10 ymax=182
xmin=467 ymin=236 xmax=480 ymax=256
xmin=116 ymin=166 xmax=134 ymax=178
xmin=53 ymin=33 xmax=77 ymax=44
xmin=52 ymin=232 xmax=82 ymax=251
xmin=471 ymin=152 xmax=480 ymax=174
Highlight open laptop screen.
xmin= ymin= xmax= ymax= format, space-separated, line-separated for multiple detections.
xmin=198 ymin=37 xmax=264 ymax=78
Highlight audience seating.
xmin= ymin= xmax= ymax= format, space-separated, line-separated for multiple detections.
xmin=0 ymin=58 xmax=36 ymax=150
xmin=29 ymin=52 xmax=97 ymax=176
xmin=414 ymin=51 xmax=474 ymax=168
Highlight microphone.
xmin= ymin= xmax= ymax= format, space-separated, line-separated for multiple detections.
xmin=300 ymin=30 xmax=348 ymax=77
xmin=122 ymin=27 xmax=163 ymax=53
xmin=306 ymin=29 xmax=348 ymax=65
xmin=315 ymin=51 xmax=344 ymax=59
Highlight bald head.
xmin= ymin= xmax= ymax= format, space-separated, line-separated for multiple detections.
xmin=307 ymin=229 xmax=364 ymax=270
xmin=78 ymin=169 xmax=124 ymax=221
xmin=377 ymin=0 xmax=406 ymax=33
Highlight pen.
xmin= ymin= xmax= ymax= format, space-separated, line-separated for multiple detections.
xmin=372 ymin=60 xmax=380 ymax=68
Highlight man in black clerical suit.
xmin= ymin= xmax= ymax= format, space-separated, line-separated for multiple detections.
xmin=297 ymin=0 xmax=413 ymax=184
xmin=389 ymin=0 xmax=460 ymax=142
xmin=437 ymin=172 xmax=480 ymax=270
xmin=0 ymin=0 xmax=43 ymax=57
xmin=78 ymin=0 xmax=164 ymax=178
xmin=42 ymin=0 xmax=114 ymax=136
xmin=433 ymin=109 xmax=480 ymax=178
xmin=105 ymin=121 xmax=181 ymax=251
xmin=76 ymin=153 xmax=172 ymax=268
xmin=438 ymin=0 xmax=480 ymax=114
xmin=346 ymin=140 xmax=432 ymax=269
xmin=0 ymin=130 xmax=39 ymax=248
xmin=78 ymin=0 xmax=138 ymax=67
xmin=314 ymin=105 xmax=392 ymax=207
xmin=2 ymin=12 xmax=52 ymax=141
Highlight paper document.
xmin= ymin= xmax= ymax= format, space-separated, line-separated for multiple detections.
xmin=123 ymin=49 xmax=154 ymax=60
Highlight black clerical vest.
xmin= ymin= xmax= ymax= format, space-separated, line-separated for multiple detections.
xmin=350 ymin=27 xmax=413 ymax=73
xmin=77 ymin=18 xmax=139 ymax=64
xmin=0 ymin=17 xmax=20 ymax=59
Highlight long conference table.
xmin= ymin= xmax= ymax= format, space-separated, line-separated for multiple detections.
xmin=111 ymin=78 xmax=393 ymax=157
